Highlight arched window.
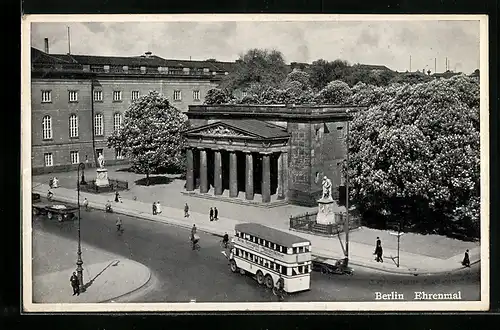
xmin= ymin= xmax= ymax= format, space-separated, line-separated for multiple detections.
xmin=69 ymin=114 xmax=78 ymax=138
xmin=42 ymin=115 xmax=52 ymax=140
xmin=94 ymin=113 xmax=103 ymax=136
xmin=113 ymin=113 xmax=122 ymax=132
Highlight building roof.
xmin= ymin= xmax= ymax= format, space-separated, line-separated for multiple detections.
xmin=356 ymin=64 xmax=393 ymax=71
xmin=31 ymin=47 xmax=236 ymax=72
xmin=184 ymin=119 xmax=290 ymax=139
xmin=221 ymin=119 xmax=289 ymax=139
xmin=235 ymin=223 xmax=310 ymax=247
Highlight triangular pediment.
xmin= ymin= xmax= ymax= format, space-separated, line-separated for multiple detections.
xmin=184 ymin=122 xmax=262 ymax=139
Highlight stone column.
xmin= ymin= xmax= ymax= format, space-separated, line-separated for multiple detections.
xmin=281 ymin=152 xmax=289 ymax=200
xmin=229 ymin=151 xmax=238 ymax=197
xmin=214 ymin=150 xmax=223 ymax=195
xmin=245 ymin=152 xmax=254 ymax=200
xmin=276 ymin=152 xmax=284 ymax=199
xmin=261 ymin=153 xmax=271 ymax=203
xmin=186 ymin=148 xmax=194 ymax=191
xmin=199 ymin=149 xmax=208 ymax=193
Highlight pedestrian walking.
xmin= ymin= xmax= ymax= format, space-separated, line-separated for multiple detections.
xmin=116 ymin=217 xmax=123 ymax=232
xmin=83 ymin=198 xmax=89 ymax=211
xmin=209 ymin=207 xmax=214 ymax=221
xmin=184 ymin=203 xmax=190 ymax=218
xmin=52 ymin=176 xmax=59 ymax=188
xmin=152 ymin=202 xmax=157 ymax=215
xmin=374 ymin=237 xmax=383 ymax=263
xmin=49 ymin=177 xmax=54 ymax=189
xmin=114 ymin=191 xmax=120 ymax=203
xmin=462 ymin=249 xmax=471 ymax=267
xmin=70 ymin=272 xmax=80 ymax=296
xmin=156 ymin=201 xmax=162 ymax=214
xmin=191 ymin=224 xmax=197 ymax=250
xmin=214 ymin=207 xmax=219 ymax=221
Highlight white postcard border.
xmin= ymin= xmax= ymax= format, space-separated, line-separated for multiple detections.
xmin=21 ymin=14 xmax=490 ymax=312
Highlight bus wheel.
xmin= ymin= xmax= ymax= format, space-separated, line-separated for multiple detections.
xmin=57 ymin=214 xmax=63 ymax=222
xmin=264 ymin=274 xmax=274 ymax=289
xmin=239 ymin=269 xmax=246 ymax=275
xmin=321 ymin=267 xmax=328 ymax=275
xmin=230 ymin=259 xmax=238 ymax=273
xmin=47 ymin=212 xmax=53 ymax=219
xmin=256 ymin=271 xmax=264 ymax=285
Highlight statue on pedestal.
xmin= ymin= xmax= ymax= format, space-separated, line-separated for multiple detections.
xmin=98 ymin=154 xmax=105 ymax=169
xmin=322 ymin=176 xmax=332 ymax=200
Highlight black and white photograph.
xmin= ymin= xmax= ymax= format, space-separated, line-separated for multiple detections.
xmin=21 ymin=14 xmax=489 ymax=312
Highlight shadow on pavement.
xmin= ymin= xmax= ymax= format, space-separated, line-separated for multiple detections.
xmin=83 ymin=259 xmax=120 ymax=291
xmin=134 ymin=176 xmax=174 ymax=186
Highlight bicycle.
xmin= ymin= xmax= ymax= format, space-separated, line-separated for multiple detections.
xmin=272 ymin=286 xmax=287 ymax=301
xmin=190 ymin=237 xmax=201 ymax=251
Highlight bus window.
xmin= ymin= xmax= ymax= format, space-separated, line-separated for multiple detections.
xmin=305 ymin=245 xmax=310 ymax=252
xmin=298 ymin=265 xmax=304 ymax=274
xmin=293 ymin=247 xmax=298 ymax=254
xmin=292 ymin=267 xmax=298 ymax=276
xmin=281 ymin=266 xmax=287 ymax=275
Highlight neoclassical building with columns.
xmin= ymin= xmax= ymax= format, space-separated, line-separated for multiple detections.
xmin=183 ymin=104 xmax=364 ymax=207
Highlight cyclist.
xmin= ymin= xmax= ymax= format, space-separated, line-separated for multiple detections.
xmin=222 ymin=232 xmax=229 ymax=248
xmin=83 ymin=198 xmax=89 ymax=211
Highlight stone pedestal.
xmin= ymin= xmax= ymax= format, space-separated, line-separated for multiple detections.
xmin=316 ymin=197 xmax=336 ymax=225
xmin=96 ymin=168 xmax=110 ymax=187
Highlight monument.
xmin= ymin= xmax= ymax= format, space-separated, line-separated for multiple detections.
xmin=316 ymin=176 xmax=336 ymax=225
xmin=95 ymin=154 xmax=110 ymax=187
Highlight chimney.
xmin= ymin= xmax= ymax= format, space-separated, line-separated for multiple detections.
xmin=145 ymin=51 xmax=152 ymax=58
xmin=44 ymin=38 xmax=49 ymax=53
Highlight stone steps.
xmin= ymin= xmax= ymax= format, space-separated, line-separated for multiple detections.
xmin=180 ymin=191 xmax=289 ymax=208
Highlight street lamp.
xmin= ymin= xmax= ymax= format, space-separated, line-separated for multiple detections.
xmin=76 ymin=162 xmax=85 ymax=291
xmin=344 ymin=109 xmax=350 ymax=267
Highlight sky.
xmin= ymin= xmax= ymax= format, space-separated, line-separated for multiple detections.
xmin=30 ymin=19 xmax=481 ymax=74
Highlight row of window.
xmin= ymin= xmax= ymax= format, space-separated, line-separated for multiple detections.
xmin=234 ymin=247 xmax=311 ymax=277
xmin=41 ymin=113 xmax=123 ymax=140
xmin=235 ymin=231 xmax=310 ymax=254
xmin=43 ymin=149 xmax=124 ymax=167
xmin=41 ymin=89 xmax=201 ymax=103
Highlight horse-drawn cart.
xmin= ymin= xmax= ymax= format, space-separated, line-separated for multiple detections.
xmin=32 ymin=203 xmax=78 ymax=222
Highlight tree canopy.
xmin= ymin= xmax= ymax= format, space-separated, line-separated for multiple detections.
xmin=346 ymin=75 xmax=480 ymax=238
xmin=220 ymin=48 xmax=289 ymax=92
xmin=107 ymin=91 xmax=189 ymax=185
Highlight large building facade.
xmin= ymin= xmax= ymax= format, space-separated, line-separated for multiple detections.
xmin=183 ymin=105 xmax=363 ymax=206
xmin=31 ymin=41 xmax=234 ymax=174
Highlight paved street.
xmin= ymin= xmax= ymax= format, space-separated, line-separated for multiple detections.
xmin=32 ymin=202 xmax=480 ymax=303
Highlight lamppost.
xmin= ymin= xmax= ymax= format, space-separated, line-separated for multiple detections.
xmin=76 ymin=162 xmax=85 ymax=291
xmin=344 ymin=109 xmax=350 ymax=267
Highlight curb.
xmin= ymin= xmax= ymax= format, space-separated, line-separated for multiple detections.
xmin=36 ymin=191 xmax=480 ymax=277
xmin=98 ymin=260 xmax=152 ymax=303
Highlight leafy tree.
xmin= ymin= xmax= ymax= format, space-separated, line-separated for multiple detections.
xmin=315 ymin=80 xmax=353 ymax=104
xmin=389 ymin=72 xmax=432 ymax=85
xmin=220 ymin=48 xmax=289 ymax=92
xmin=307 ymin=59 xmax=350 ymax=91
xmin=345 ymin=75 xmax=480 ymax=239
xmin=204 ymin=88 xmax=234 ymax=105
xmin=107 ymin=91 xmax=189 ymax=186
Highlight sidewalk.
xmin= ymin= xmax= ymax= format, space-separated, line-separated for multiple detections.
xmin=32 ymin=181 xmax=480 ymax=275
xmin=31 ymin=229 xmax=151 ymax=304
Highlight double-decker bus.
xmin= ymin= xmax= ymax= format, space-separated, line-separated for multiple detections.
xmin=228 ymin=223 xmax=312 ymax=293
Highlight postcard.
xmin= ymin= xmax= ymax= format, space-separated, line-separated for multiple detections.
xmin=21 ymin=14 xmax=489 ymax=312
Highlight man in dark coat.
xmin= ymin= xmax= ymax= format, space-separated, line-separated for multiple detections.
xmin=462 ymin=249 xmax=471 ymax=267
xmin=214 ymin=207 xmax=219 ymax=220
xmin=209 ymin=207 xmax=214 ymax=221
xmin=375 ymin=237 xmax=383 ymax=263
xmin=70 ymin=272 xmax=80 ymax=296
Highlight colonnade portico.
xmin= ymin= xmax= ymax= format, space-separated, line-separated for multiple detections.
xmin=183 ymin=120 xmax=290 ymax=203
